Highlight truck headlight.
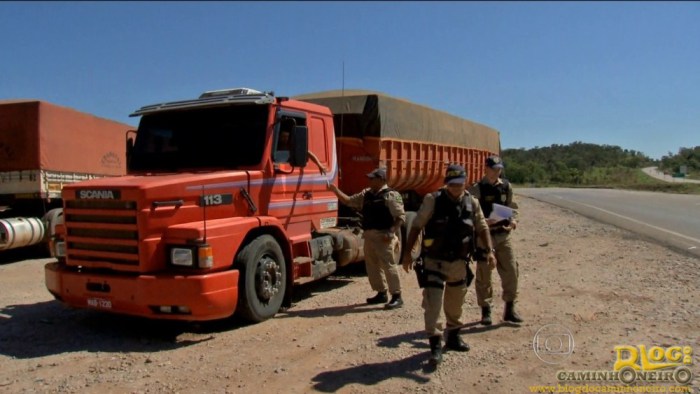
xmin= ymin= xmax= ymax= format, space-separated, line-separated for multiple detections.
xmin=170 ymin=247 xmax=195 ymax=267
xmin=52 ymin=240 xmax=67 ymax=258
xmin=170 ymin=245 xmax=213 ymax=268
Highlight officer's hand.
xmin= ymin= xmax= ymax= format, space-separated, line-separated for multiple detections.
xmin=503 ymin=219 xmax=517 ymax=231
xmin=384 ymin=227 xmax=396 ymax=242
xmin=401 ymin=254 xmax=413 ymax=273
xmin=486 ymin=218 xmax=499 ymax=226
xmin=319 ymin=166 xmax=327 ymax=175
xmin=487 ymin=253 xmax=497 ymax=270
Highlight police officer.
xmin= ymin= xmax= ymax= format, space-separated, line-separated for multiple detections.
xmin=328 ymin=167 xmax=406 ymax=309
xmin=401 ymin=164 xmax=496 ymax=365
xmin=468 ymin=155 xmax=524 ymax=325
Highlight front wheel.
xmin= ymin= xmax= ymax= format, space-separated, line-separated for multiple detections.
xmin=235 ymin=235 xmax=287 ymax=323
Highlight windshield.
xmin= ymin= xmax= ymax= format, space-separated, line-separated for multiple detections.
xmin=129 ymin=105 xmax=268 ymax=172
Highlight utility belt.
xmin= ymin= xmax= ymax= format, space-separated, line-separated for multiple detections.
xmin=422 ymin=238 xmax=473 ymax=262
xmin=414 ymin=256 xmax=474 ymax=290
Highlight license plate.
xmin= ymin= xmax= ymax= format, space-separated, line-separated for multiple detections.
xmin=87 ymin=297 xmax=112 ymax=309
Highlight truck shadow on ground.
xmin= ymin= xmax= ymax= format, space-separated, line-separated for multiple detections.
xmin=277 ymin=263 xmax=376 ymax=319
xmin=277 ymin=302 xmax=384 ymax=319
xmin=311 ymin=331 xmax=435 ymax=392
xmin=0 ymin=263 xmax=373 ymax=359
xmin=0 ymin=300 xmax=223 ymax=359
xmin=0 ymin=246 xmax=51 ymax=265
xmin=192 ymin=270 xmax=368 ymax=333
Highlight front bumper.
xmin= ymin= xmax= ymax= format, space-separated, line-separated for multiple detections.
xmin=44 ymin=262 xmax=239 ymax=321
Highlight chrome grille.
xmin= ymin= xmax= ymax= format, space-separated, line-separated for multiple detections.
xmin=64 ymin=199 xmax=140 ymax=268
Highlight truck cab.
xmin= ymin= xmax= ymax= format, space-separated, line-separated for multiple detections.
xmin=46 ymin=88 xmax=340 ymax=322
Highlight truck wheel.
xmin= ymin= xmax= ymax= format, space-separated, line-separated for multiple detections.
xmin=235 ymin=235 xmax=287 ymax=323
xmin=401 ymin=211 xmax=422 ymax=261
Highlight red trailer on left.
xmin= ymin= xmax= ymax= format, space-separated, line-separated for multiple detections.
xmin=0 ymin=100 xmax=133 ymax=252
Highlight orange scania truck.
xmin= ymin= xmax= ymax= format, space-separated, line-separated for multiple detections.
xmin=45 ymin=88 xmax=500 ymax=323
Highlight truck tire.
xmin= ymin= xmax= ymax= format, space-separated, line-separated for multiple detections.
xmin=401 ymin=211 xmax=422 ymax=262
xmin=235 ymin=235 xmax=287 ymax=323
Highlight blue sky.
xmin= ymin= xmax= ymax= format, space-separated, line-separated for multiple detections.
xmin=1 ymin=2 xmax=698 ymax=160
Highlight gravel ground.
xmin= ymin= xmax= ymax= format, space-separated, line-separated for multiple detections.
xmin=1 ymin=196 xmax=698 ymax=393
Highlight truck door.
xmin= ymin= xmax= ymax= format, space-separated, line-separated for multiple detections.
xmin=270 ymin=111 xmax=332 ymax=235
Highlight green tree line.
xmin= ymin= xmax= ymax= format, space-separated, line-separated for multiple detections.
xmin=659 ymin=146 xmax=700 ymax=174
xmin=501 ymin=141 xmax=656 ymax=185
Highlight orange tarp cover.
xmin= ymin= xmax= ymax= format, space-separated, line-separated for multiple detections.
xmin=294 ymin=90 xmax=500 ymax=153
xmin=0 ymin=100 xmax=132 ymax=175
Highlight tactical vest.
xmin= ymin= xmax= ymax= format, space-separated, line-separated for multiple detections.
xmin=362 ymin=188 xmax=395 ymax=230
xmin=477 ymin=179 xmax=510 ymax=218
xmin=423 ymin=190 xmax=476 ymax=261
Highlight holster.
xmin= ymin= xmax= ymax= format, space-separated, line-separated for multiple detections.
xmin=465 ymin=261 xmax=474 ymax=288
xmin=414 ymin=257 xmax=427 ymax=288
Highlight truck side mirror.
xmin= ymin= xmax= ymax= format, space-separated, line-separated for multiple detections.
xmin=289 ymin=125 xmax=308 ymax=168
xmin=126 ymin=136 xmax=135 ymax=168
xmin=126 ymin=130 xmax=137 ymax=153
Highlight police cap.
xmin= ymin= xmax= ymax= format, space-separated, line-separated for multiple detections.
xmin=367 ymin=167 xmax=387 ymax=180
xmin=444 ymin=164 xmax=467 ymax=185
xmin=486 ymin=155 xmax=504 ymax=169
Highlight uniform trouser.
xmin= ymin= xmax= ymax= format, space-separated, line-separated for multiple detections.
xmin=363 ymin=229 xmax=401 ymax=295
xmin=475 ymin=232 xmax=519 ymax=306
xmin=422 ymin=256 xmax=468 ymax=337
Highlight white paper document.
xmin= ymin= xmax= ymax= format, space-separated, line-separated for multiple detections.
xmin=488 ymin=203 xmax=513 ymax=222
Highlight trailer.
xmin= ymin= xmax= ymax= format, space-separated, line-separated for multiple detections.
xmin=0 ymin=100 xmax=132 ymax=252
xmin=294 ymin=90 xmax=500 ymax=208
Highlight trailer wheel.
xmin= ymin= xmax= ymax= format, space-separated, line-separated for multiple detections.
xmin=401 ymin=211 xmax=422 ymax=261
xmin=235 ymin=235 xmax=287 ymax=323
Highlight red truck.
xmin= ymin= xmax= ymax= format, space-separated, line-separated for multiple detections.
xmin=0 ymin=100 xmax=131 ymax=253
xmin=45 ymin=88 xmax=500 ymax=323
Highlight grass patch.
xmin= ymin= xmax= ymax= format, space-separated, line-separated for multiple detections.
xmin=513 ymin=169 xmax=700 ymax=194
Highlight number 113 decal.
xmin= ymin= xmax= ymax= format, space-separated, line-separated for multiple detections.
xmin=199 ymin=193 xmax=233 ymax=207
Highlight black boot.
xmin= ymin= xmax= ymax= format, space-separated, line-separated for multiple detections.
xmin=481 ymin=305 xmax=492 ymax=326
xmin=384 ymin=293 xmax=403 ymax=309
xmin=428 ymin=335 xmax=443 ymax=365
xmin=366 ymin=291 xmax=388 ymax=305
xmin=504 ymin=301 xmax=524 ymax=323
xmin=445 ymin=328 xmax=470 ymax=352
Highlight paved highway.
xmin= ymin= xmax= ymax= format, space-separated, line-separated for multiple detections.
xmin=517 ymin=187 xmax=700 ymax=258
xmin=642 ymin=166 xmax=700 ymax=183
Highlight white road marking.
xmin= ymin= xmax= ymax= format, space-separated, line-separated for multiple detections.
xmin=563 ymin=199 xmax=700 ymax=246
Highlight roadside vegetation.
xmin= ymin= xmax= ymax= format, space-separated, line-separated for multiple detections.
xmin=502 ymin=142 xmax=700 ymax=194
xmin=659 ymin=145 xmax=700 ymax=179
